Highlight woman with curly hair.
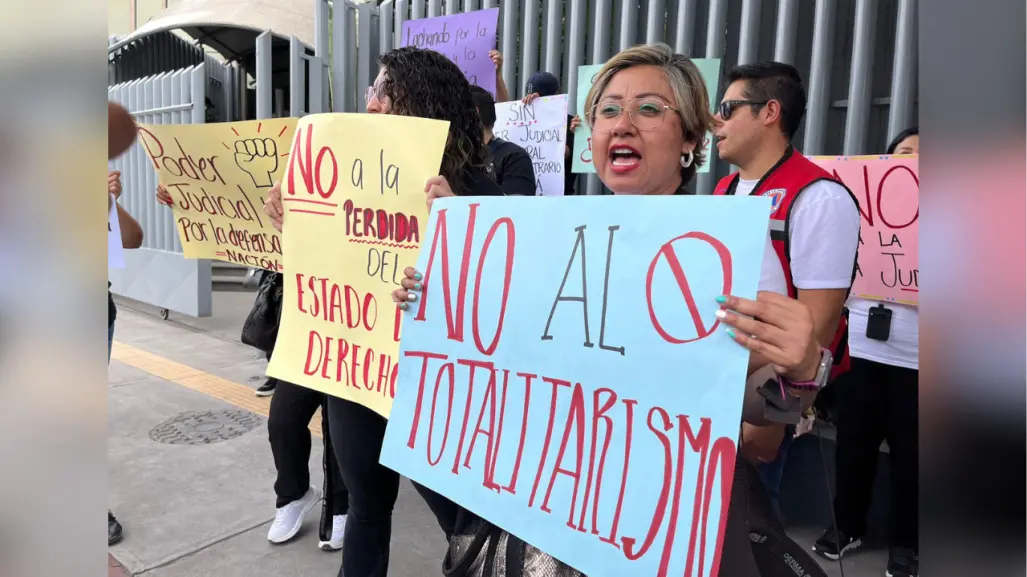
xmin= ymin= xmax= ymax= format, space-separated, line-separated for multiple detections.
xmin=264 ymin=46 xmax=502 ymax=577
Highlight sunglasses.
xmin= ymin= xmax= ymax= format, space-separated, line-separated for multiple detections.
xmin=718 ymin=99 xmax=769 ymax=120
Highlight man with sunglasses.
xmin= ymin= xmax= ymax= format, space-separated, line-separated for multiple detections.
xmin=712 ymin=62 xmax=861 ymax=506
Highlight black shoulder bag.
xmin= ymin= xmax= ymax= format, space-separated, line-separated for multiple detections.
xmin=240 ymin=270 xmax=283 ymax=353
xmin=442 ymin=456 xmax=829 ymax=577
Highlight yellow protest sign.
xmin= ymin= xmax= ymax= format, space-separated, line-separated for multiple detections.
xmin=267 ymin=113 xmax=450 ymax=417
xmin=137 ymin=119 xmax=297 ymax=271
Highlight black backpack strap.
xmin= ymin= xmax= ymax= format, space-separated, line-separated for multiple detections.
xmin=442 ymin=514 xmax=494 ymax=577
xmin=504 ymin=533 xmax=526 ymax=577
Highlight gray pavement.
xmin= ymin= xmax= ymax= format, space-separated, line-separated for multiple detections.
xmin=108 ymin=290 xmax=889 ymax=577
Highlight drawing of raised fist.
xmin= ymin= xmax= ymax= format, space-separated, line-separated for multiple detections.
xmin=234 ymin=138 xmax=279 ymax=188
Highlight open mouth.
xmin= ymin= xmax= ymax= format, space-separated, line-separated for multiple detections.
xmin=609 ymin=145 xmax=642 ymax=172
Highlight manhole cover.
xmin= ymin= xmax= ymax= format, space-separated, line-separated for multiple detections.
xmin=149 ymin=409 xmax=264 ymax=445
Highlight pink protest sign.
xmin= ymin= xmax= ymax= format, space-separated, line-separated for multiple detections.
xmin=812 ymin=155 xmax=919 ymax=305
xmin=401 ymin=8 xmax=500 ymax=96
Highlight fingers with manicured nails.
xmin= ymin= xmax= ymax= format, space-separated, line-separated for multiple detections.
xmin=392 ymin=267 xmax=425 ymax=310
xmin=716 ymin=308 xmax=786 ymax=346
xmin=392 ymin=288 xmax=410 ymax=309
xmin=718 ymin=291 xmax=814 ymax=375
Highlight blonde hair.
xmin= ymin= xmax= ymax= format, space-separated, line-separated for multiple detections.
xmin=584 ymin=43 xmax=715 ymax=185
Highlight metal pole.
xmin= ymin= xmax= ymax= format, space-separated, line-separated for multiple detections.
xmin=520 ymin=0 xmax=540 ymax=95
xmin=674 ymin=0 xmax=697 ymax=56
xmin=315 ymin=0 xmax=330 ymax=112
xmin=586 ymin=0 xmax=614 ymax=195
xmin=500 ymin=0 xmax=519 ymax=95
xmin=543 ymin=0 xmax=561 ymax=73
xmin=645 ymin=0 xmax=665 ymax=45
xmin=843 ymin=0 xmax=878 ymax=154
xmin=566 ymin=0 xmax=586 ymax=113
xmin=695 ymin=0 xmax=729 ymax=195
xmin=803 ymin=0 xmax=837 ymax=154
xmin=289 ymin=35 xmax=305 ymax=117
xmin=773 ymin=0 xmax=799 ymax=64
xmin=887 ymin=0 xmax=917 ymax=140
xmin=737 ymin=0 xmax=761 ymax=65
xmin=380 ymin=0 xmax=394 ymax=54
xmin=255 ymin=31 xmax=272 ymax=119
xmin=618 ymin=0 xmax=637 ymax=50
xmin=395 ymin=0 xmax=408 ymax=49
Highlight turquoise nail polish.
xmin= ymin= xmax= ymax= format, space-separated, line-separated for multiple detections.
xmin=399 ymin=302 xmax=407 ymax=310
xmin=414 ymin=282 xmax=422 ymax=291
xmin=725 ymin=328 xmax=736 ymax=339
xmin=408 ymin=293 xmax=418 ymax=302
xmin=715 ymin=295 xmax=728 ymax=304
xmin=414 ymin=273 xmax=423 ymax=281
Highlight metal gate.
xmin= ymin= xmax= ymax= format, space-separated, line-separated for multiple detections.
xmin=108 ymin=65 xmax=213 ymax=317
xmin=323 ymin=0 xmax=918 ymax=195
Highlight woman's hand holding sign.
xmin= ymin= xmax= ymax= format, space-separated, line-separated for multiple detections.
xmin=424 ymin=175 xmax=456 ymax=211
xmin=715 ymin=291 xmax=821 ymax=382
xmin=392 ymin=267 xmax=422 ymax=310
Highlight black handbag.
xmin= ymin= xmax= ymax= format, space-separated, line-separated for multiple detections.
xmin=442 ymin=457 xmax=829 ymax=577
xmin=443 ymin=510 xmax=587 ymax=577
xmin=240 ymin=271 xmax=283 ymax=353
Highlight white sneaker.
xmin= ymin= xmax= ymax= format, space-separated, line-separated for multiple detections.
xmin=318 ymin=514 xmax=346 ymax=551
xmin=267 ymin=486 xmax=321 ymax=544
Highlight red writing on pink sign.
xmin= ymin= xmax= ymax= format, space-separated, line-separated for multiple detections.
xmin=813 ymin=156 xmax=919 ymax=305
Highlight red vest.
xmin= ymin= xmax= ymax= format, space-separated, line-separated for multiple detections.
xmin=713 ymin=147 xmax=858 ymax=381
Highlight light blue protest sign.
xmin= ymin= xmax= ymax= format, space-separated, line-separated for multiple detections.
xmin=381 ymin=195 xmax=770 ymax=577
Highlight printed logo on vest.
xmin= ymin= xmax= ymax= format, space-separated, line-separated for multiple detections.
xmin=763 ymin=188 xmax=786 ymax=213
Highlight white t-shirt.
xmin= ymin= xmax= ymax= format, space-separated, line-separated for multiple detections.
xmin=845 ymin=297 xmax=919 ymax=370
xmin=736 ymin=178 xmax=861 ymax=296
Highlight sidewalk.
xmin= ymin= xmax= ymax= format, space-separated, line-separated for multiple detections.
xmin=108 ymin=292 xmax=446 ymax=577
xmin=107 ymin=291 xmax=885 ymax=577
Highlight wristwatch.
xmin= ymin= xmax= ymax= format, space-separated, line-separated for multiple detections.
xmin=780 ymin=347 xmax=833 ymax=392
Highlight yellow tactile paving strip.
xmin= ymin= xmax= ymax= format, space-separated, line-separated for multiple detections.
xmin=111 ymin=341 xmax=323 ymax=438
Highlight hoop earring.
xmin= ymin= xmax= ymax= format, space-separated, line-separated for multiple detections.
xmin=680 ymin=151 xmax=694 ymax=168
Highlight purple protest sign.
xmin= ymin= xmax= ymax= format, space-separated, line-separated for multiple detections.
xmin=401 ymin=8 xmax=500 ymax=95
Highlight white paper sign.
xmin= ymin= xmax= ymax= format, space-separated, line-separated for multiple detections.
xmin=108 ymin=195 xmax=125 ymax=269
xmin=493 ymin=94 xmax=568 ymax=196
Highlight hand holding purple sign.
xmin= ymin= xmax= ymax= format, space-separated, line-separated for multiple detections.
xmin=401 ymin=8 xmax=500 ymax=95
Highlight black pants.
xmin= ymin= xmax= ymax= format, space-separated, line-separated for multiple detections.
xmin=833 ymin=356 xmax=918 ymax=550
xmin=267 ymin=353 xmax=348 ymax=514
xmin=326 ymin=396 xmax=455 ymax=577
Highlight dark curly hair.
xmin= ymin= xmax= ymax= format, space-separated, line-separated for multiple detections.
xmin=377 ymin=47 xmax=489 ymax=194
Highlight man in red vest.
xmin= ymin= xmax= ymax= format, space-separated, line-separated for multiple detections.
xmin=712 ymin=62 xmax=860 ymax=500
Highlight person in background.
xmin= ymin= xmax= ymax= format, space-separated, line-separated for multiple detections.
xmin=264 ymin=46 xmax=503 ymax=577
xmin=491 ymin=51 xmax=578 ymax=195
xmin=391 ymin=43 xmax=837 ymax=577
xmin=108 ymin=169 xmax=143 ymax=546
xmin=812 ymin=127 xmax=919 ymax=577
xmin=156 ymin=185 xmax=350 ymax=552
xmin=712 ymin=61 xmax=861 ymax=506
xmin=469 ymin=85 xmax=537 ymax=195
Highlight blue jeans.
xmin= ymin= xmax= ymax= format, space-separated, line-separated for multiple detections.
xmin=758 ymin=424 xmax=796 ymax=510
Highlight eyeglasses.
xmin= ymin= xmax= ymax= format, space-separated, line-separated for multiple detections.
xmin=588 ymin=98 xmax=678 ymax=133
xmin=365 ymin=84 xmax=381 ymax=105
xmin=718 ymin=99 xmax=769 ymax=120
